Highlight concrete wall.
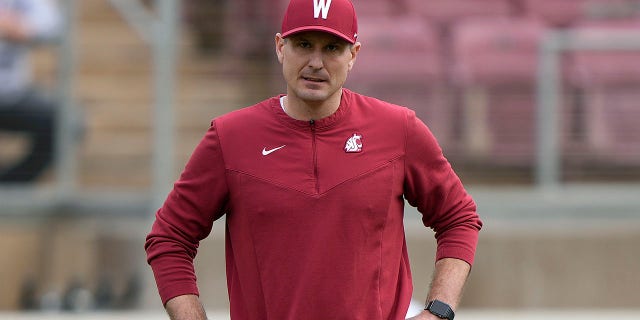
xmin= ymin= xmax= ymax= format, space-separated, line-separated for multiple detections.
xmin=406 ymin=222 xmax=640 ymax=309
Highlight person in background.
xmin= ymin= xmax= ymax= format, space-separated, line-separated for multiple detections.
xmin=0 ymin=0 xmax=62 ymax=183
xmin=146 ymin=0 xmax=482 ymax=319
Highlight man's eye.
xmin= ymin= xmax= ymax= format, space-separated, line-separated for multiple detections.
xmin=299 ymin=42 xmax=312 ymax=48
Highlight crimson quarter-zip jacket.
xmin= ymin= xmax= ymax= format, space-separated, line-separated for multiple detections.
xmin=145 ymin=89 xmax=482 ymax=320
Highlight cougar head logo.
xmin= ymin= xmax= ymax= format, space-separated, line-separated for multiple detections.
xmin=344 ymin=133 xmax=363 ymax=153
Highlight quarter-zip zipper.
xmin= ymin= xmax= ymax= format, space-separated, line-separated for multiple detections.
xmin=310 ymin=119 xmax=319 ymax=194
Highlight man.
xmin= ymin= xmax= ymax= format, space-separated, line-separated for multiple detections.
xmin=145 ymin=0 xmax=482 ymax=319
xmin=0 ymin=0 xmax=61 ymax=182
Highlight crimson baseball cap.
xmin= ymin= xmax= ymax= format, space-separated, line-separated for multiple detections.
xmin=281 ymin=0 xmax=358 ymax=44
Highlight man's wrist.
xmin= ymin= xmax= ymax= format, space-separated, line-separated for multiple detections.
xmin=424 ymin=299 xmax=455 ymax=319
xmin=165 ymin=294 xmax=207 ymax=320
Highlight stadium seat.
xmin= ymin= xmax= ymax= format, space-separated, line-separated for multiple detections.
xmin=350 ymin=17 xmax=443 ymax=84
xmin=402 ymin=0 xmax=514 ymax=83
xmin=451 ymin=18 xmax=546 ymax=86
xmin=404 ymin=0 xmax=511 ymax=24
xmin=351 ymin=0 xmax=399 ymax=17
xmin=576 ymin=88 xmax=640 ymax=165
xmin=570 ymin=21 xmax=640 ymax=86
xmin=346 ymin=17 xmax=453 ymax=148
xmin=450 ymin=18 xmax=553 ymax=165
xmin=224 ymin=0 xmax=289 ymax=57
xmin=568 ymin=22 xmax=640 ymax=165
xmin=522 ymin=0 xmax=635 ymax=27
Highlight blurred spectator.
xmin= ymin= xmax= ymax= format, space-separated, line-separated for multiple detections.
xmin=18 ymin=275 xmax=38 ymax=310
xmin=61 ymin=276 xmax=94 ymax=312
xmin=93 ymin=274 xmax=115 ymax=310
xmin=117 ymin=272 xmax=142 ymax=309
xmin=0 ymin=0 xmax=62 ymax=183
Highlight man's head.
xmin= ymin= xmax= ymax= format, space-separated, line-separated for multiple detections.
xmin=276 ymin=0 xmax=360 ymax=107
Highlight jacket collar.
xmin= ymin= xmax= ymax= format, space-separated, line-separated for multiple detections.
xmin=273 ymin=89 xmax=352 ymax=131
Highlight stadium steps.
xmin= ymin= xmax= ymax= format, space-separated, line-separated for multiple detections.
xmin=72 ymin=1 xmax=243 ymax=189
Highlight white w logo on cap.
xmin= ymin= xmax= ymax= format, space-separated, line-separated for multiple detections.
xmin=313 ymin=0 xmax=332 ymax=19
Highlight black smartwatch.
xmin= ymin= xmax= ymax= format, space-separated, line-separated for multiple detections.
xmin=424 ymin=299 xmax=455 ymax=320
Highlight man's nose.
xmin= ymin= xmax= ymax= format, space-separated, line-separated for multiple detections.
xmin=307 ymin=50 xmax=324 ymax=69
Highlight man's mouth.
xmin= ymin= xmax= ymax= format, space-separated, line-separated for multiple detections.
xmin=302 ymin=76 xmax=325 ymax=82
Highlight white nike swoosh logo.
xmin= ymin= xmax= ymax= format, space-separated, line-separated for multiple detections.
xmin=262 ymin=145 xmax=286 ymax=156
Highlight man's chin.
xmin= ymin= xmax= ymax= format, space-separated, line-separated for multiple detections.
xmin=296 ymin=90 xmax=330 ymax=103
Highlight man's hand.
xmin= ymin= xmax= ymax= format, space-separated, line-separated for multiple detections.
xmin=165 ymin=294 xmax=208 ymax=320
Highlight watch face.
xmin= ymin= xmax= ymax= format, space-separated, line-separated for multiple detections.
xmin=427 ymin=300 xmax=453 ymax=319
xmin=430 ymin=302 xmax=448 ymax=316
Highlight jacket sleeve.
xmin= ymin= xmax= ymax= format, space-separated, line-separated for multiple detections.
xmin=145 ymin=122 xmax=229 ymax=305
xmin=402 ymin=110 xmax=482 ymax=266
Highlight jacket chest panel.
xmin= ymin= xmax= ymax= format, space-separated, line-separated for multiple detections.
xmin=224 ymin=122 xmax=404 ymax=196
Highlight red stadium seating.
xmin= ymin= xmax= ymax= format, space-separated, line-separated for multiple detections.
xmin=522 ymin=0 xmax=635 ymax=27
xmin=351 ymin=0 xmax=399 ymax=17
xmin=404 ymin=0 xmax=511 ymax=24
xmin=570 ymin=21 xmax=640 ymax=86
xmin=224 ymin=0 xmax=289 ymax=57
xmin=346 ymin=17 xmax=453 ymax=148
xmin=450 ymin=18 xmax=551 ymax=165
xmin=577 ymin=88 xmax=640 ymax=165
xmin=451 ymin=18 xmax=546 ymax=86
xmin=350 ymin=17 xmax=443 ymax=84
xmin=568 ymin=22 xmax=640 ymax=164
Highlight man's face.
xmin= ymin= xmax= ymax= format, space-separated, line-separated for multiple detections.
xmin=276 ymin=31 xmax=360 ymax=104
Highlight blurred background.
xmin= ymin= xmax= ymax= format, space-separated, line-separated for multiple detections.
xmin=0 ymin=0 xmax=639 ymax=318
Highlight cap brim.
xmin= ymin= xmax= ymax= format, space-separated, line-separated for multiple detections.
xmin=282 ymin=26 xmax=356 ymax=44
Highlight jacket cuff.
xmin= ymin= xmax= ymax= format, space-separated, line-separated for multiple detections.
xmin=436 ymin=245 xmax=476 ymax=266
xmin=149 ymin=257 xmax=200 ymax=305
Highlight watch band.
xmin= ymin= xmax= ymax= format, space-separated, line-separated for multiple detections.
xmin=424 ymin=299 xmax=455 ymax=320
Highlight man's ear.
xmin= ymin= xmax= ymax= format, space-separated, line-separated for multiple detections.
xmin=348 ymin=42 xmax=361 ymax=70
xmin=275 ymin=33 xmax=285 ymax=64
